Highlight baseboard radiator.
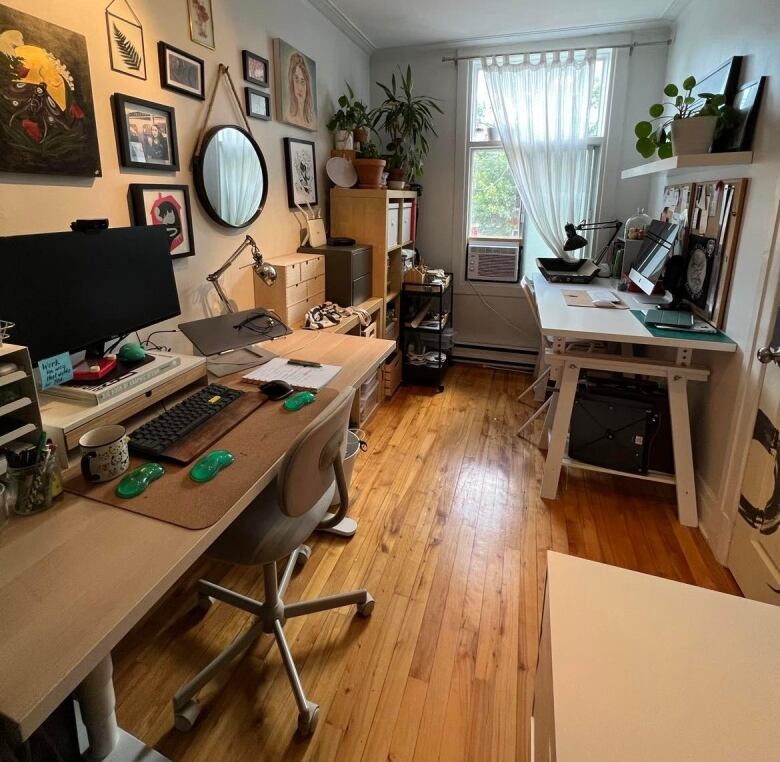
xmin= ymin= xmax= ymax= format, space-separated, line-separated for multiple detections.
xmin=452 ymin=341 xmax=538 ymax=371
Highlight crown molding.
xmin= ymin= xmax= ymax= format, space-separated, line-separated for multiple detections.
xmin=307 ymin=0 xmax=376 ymax=53
xmin=662 ymin=0 xmax=693 ymax=20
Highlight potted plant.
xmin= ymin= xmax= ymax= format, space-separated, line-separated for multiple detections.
xmin=353 ymin=141 xmax=386 ymax=189
xmin=372 ymin=65 xmax=442 ymax=184
xmin=327 ymin=82 xmax=374 ymax=151
xmin=635 ymin=76 xmax=730 ymax=159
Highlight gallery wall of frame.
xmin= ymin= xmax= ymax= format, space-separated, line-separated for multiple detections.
xmin=0 ymin=0 xmax=372 ymax=353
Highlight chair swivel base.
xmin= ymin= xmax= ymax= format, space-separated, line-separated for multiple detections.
xmin=172 ymin=544 xmax=374 ymax=738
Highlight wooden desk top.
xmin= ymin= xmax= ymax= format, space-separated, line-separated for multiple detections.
xmin=532 ymin=273 xmax=736 ymax=353
xmin=544 ymin=552 xmax=780 ymax=761
xmin=0 ymin=331 xmax=394 ymax=742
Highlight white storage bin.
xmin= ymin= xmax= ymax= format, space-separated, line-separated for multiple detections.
xmin=387 ymin=202 xmax=400 ymax=249
xmin=402 ymin=202 xmax=413 ymax=243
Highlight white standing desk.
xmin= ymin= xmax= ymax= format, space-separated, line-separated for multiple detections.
xmin=534 ymin=552 xmax=780 ymax=762
xmin=531 ymin=274 xmax=737 ymax=526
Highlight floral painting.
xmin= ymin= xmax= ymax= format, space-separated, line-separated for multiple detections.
xmin=0 ymin=5 xmax=101 ymax=177
xmin=188 ymin=0 xmax=214 ymax=50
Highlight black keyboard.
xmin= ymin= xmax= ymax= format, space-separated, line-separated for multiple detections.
xmin=128 ymin=384 xmax=243 ymax=458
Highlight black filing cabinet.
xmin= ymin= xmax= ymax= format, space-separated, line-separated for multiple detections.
xmin=299 ymin=243 xmax=372 ymax=307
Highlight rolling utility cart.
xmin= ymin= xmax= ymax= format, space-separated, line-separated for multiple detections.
xmin=400 ymin=274 xmax=453 ymax=392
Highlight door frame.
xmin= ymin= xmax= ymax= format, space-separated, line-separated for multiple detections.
xmin=717 ymin=179 xmax=780 ymax=562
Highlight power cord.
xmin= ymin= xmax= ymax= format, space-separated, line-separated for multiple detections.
xmin=136 ymin=329 xmax=178 ymax=352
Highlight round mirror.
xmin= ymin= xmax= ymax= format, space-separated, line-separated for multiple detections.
xmin=193 ymin=126 xmax=268 ymax=228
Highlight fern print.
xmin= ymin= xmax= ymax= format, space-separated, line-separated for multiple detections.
xmin=112 ymin=23 xmax=141 ymax=70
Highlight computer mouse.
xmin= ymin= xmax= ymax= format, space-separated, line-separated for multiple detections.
xmin=283 ymin=391 xmax=316 ymax=412
xmin=260 ymin=379 xmax=294 ymax=401
xmin=118 ymin=342 xmax=147 ymax=362
xmin=190 ymin=449 xmax=235 ymax=483
xmin=116 ymin=462 xmax=165 ymax=499
xmin=592 ymin=299 xmax=617 ymax=308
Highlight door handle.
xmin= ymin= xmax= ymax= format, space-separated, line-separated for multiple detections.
xmin=757 ymin=346 xmax=780 ymax=365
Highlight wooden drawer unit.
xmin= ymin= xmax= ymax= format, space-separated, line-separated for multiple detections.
xmin=254 ymin=252 xmax=325 ymax=328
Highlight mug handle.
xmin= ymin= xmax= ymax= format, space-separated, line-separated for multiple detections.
xmin=81 ymin=452 xmax=99 ymax=482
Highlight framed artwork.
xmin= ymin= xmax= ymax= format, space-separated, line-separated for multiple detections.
xmin=112 ymin=93 xmax=179 ymax=171
xmin=0 ymin=5 xmax=101 ymax=177
xmin=693 ymin=56 xmax=743 ymax=106
xmin=129 ymin=184 xmax=195 ymax=259
xmin=242 ymin=50 xmax=269 ymax=87
xmin=158 ymin=42 xmax=205 ymax=100
xmin=716 ymin=77 xmax=766 ymax=152
xmin=283 ymin=137 xmax=318 ymax=208
xmin=106 ymin=0 xmax=146 ymax=80
xmin=274 ymin=39 xmax=317 ymax=132
xmin=245 ymin=87 xmax=271 ymax=121
xmin=681 ymin=178 xmax=748 ymax=327
xmin=188 ymin=0 xmax=214 ymax=50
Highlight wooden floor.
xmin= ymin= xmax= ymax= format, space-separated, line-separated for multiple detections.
xmin=113 ymin=364 xmax=739 ymax=761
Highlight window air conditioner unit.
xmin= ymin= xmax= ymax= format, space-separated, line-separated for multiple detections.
xmin=466 ymin=240 xmax=522 ymax=283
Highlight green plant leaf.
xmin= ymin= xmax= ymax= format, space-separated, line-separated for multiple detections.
xmin=636 ymin=137 xmax=656 ymax=158
xmin=658 ymin=143 xmax=673 ymax=159
xmin=664 ymin=84 xmax=678 ymax=97
xmin=675 ymin=95 xmax=683 ymax=107
xmin=682 ymin=75 xmax=696 ymax=90
xmin=649 ymin=103 xmax=664 ymax=118
xmin=635 ymin=121 xmax=653 ymax=138
xmin=684 ymin=96 xmax=695 ymax=105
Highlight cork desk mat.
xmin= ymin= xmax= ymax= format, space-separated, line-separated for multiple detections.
xmin=64 ymin=387 xmax=339 ymax=530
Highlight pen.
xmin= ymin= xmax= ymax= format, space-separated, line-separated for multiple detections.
xmin=287 ymin=359 xmax=322 ymax=368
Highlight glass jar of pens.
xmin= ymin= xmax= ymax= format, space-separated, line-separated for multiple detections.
xmin=2 ymin=432 xmax=63 ymax=517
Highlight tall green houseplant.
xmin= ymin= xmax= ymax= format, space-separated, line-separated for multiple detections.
xmin=372 ymin=65 xmax=442 ymax=179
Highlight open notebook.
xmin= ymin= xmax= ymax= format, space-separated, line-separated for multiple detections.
xmin=241 ymin=357 xmax=341 ymax=391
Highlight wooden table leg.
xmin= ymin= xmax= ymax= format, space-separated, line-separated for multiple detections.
xmin=668 ymin=373 xmax=698 ymax=527
xmin=540 ymin=362 xmax=580 ymax=500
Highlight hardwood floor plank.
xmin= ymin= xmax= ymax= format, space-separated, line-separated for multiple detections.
xmin=110 ymin=365 xmax=741 ymax=762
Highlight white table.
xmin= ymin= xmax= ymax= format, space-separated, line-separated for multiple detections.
xmin=532 ymin=274 xmax=736 ymax=526
xmin=534 ymin=552 xmax=780 ymax=762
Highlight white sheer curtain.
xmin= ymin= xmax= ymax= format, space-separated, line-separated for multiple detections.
xmin=482 ymin=50 xmax=596 ymax=257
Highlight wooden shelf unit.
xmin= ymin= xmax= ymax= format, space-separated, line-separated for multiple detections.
xmin=330 ymin=187 xmax=418 ymax=346
xmin=620 ymin=151 xmax=752 ymax=179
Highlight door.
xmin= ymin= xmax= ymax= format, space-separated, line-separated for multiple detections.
xmin=728 ymin=307 xmax=780 ymax=604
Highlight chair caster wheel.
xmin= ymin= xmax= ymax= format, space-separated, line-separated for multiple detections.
xmin=174 ymin=699 xmax=201 ymax=732
xmin=356 ymin=593 xmax=375 ymax=617
xmin=297 ymin=701 xmax=319 ymax=737
xmin=296 ymin=545 xmax=312 ymax=567
xmin=196 ymin=594 xmax=214 ymax=613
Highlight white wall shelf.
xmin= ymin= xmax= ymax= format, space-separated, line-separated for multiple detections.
xmin=621 ymin=151 xmax=753 ymax=179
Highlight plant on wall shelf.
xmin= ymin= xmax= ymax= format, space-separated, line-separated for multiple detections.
xmin=372 ymin=65 xmax=442 ymax=181
xmin=635 ymin=76 xmax=731 ymax=159
xmin=327 ymin=82 xmax=371 ymax=149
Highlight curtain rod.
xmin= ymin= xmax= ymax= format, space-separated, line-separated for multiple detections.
xmin=441 ymin=38 xmax=671 ymax=64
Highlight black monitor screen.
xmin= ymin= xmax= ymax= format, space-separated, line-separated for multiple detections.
xmin=0 ymin=226 xmax=181 ymax=363
xmin=631 ymin=220 xmax=679 ymax=287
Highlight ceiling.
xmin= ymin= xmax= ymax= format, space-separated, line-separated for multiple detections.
xmin=310 ymin=0 xmax=682 ymax=50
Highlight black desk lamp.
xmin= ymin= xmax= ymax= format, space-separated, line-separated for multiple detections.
xmin=563 ymin=219 xmax=623 ymax=275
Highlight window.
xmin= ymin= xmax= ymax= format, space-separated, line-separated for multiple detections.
xmin=465 ymin=50 xmax=612 ymax=247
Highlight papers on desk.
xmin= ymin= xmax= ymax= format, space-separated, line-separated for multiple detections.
xmin=562 ymin=289 xmax=629 ymax=309
xmin=241 ymin=357 xmax=341 ymax=390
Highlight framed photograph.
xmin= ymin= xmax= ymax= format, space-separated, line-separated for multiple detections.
xmin=0 ymin=5 xmax=101 ymax=177
xmin=717 ymin=77 xmax=766 ymax=152
xmin=188 ymin=0 xmax=214 ymax=50
xmin=243 ymin=50 xmax=269 ymax=87
xmin=129 ymin=184 xmax=195 ymax=259
xmin=106 ymin=0 xmax=146 ymax=80
xmin=112 ymin=94 xmax=179 ymax=171
xmin=274 ymin=39 xmax=317 ymax=132
xmin=158 ymin=42 xmax=204 ymax=100
xmin=245 ymin=87 xmax=271 ymax=121
xmin=693 ymin=56 xmax=743 ymax=105
xmin=283 ymin=137 xmax=318 ymax=208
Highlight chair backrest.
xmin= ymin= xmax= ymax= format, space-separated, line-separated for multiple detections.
xmin=276 ymin=386 xmax=354 ymax=519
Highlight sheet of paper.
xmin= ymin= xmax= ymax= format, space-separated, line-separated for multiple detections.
xmin=38 ymin=352 xmax=74 ymax=390
xmin=242 ymin=356 xmax=341 ymax=390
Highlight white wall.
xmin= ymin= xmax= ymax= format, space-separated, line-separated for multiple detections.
xmin=647 ymin=0 xmax=780 ymax=557
xmin=370 ymin=31 xmax=669 ymax=355
xmin=0 ymin=0 xmax=369 ymax=352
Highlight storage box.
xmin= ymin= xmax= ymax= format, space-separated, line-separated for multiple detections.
xmin=402 ymin=202 xmax=413 ymax=243
xmin=254 ymin=252 xmax=325 ymax=328
xmin=383 ymin=351 xmax=401 ymax=398
xmin=299 ymin=243 xmax=373 ymax=308
xmin=387 ymin=202 xmax=400 ymax=248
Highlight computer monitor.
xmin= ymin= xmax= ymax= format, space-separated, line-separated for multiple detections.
xmin=0 ymin=226 xmax=181 ymax=364
xmin=628 ymin=220 xmax=679 ymax=296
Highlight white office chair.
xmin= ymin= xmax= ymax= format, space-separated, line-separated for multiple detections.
xmin=517 ymin=276 xmax=601 ymax=440
xmin=172 ymin=387 xmax=373 ymax=737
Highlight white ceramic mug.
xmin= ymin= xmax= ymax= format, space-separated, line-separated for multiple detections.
xmin=79 ymin=425 xmax=130 ymax=483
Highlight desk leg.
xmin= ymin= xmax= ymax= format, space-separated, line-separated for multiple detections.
xmin=540 ymin=362 xmax=579 ymax=500
xmin=668 ymin=374 xmax=698 ymax=527
xmin=77 ymin=656 xmax=119 ymax=760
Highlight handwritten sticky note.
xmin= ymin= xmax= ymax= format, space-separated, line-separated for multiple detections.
xmin=38 ymin=352 xmax=74 ymax=390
